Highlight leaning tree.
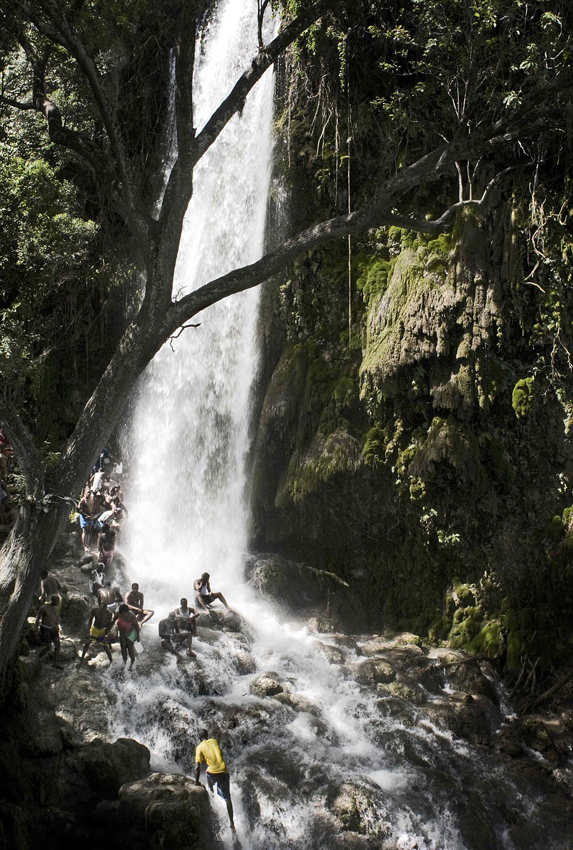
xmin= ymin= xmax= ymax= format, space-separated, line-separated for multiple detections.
xmin=0 ymin=0 xmax=571 ymax=685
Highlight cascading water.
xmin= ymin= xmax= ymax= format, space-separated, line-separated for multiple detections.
xmin=125 ymin=0 xmax=273 ymax=606
xmin=108 ymin=2 xmax=571 ymax=848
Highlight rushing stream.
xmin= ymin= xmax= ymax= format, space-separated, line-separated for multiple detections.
xmin=105 ymin=2 xmax=572 ymax=848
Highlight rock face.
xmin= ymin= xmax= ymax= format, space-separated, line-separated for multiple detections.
xmin=120 ymin=773 xmax=211 ymax=850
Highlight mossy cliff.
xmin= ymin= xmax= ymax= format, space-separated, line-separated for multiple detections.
xmin=251 ymin=42 xmax=573 ymax=673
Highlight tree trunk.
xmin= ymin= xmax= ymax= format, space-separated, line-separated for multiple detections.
xmin=0 ymin=273 xmax=173 ymax=688
xmin=0 ymin=502 xmax=68 ymax=696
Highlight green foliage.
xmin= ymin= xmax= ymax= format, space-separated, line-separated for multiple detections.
xmin=511 ymin=377 xmax=535 ymax=417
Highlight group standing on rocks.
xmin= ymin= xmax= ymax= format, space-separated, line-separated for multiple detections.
xmin=73 ymin=449 xmax=232 ymax=669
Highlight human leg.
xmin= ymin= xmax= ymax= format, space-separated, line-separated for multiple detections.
xmin=119 ymin=634 xmax=128 ymax=663
xmin=79 ymin=636 xmax=93 ymax=664
xmin=211 ymin=592 xmax=229 ymax=609
xmin=140 ymin=608 xmax=154 ymax=625
xmin=212 ymin=773 xmax=234 ymax=829
xmin=52 ymin=630 xmax=61 ymax=665
xmin=161 ymin=638 xmax=179 ymax=655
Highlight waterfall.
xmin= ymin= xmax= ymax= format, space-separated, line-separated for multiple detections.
xmin=110 ymin=3 xmax=569 ymax=848
xmin=125 ymin=0 xmax=274 ymax=611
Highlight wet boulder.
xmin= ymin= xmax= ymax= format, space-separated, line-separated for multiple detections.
xmin=274 ymin=691 xmax=320 ymax=715
xmin=441 ymin=656 xmax=498 ymax=704
xmin=308 ymin=615 xmax=340 ymax=634
xmin=249 ymin=672 xmax=285 ymax=697
xmin=67 ymin=737 xmax=150 ymax=797
xmin=197 ymin=608 xmax=251 ymax=638
xmin=244 ymin=552 xmax=326 ymax=611
xmin=61 ymin=590 xmax=91 ymax=635
xmin=315 ymin=641 xmax=346 ymax=665
xmin=354 ymin=659 xmax=396 ymax=687
xmin=233 ymin=650 xmax=257 ymax=675
xmin=120 ymin=772 xmax=211 ymax=850
xmin=424 ymin=693 xmax=500 ymax=746
xmin=327 ymin=781 xmax=390 ymax=838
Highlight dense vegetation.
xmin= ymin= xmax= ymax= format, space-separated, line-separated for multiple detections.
xmin=251 ymin=0 xmax=573 ymax=696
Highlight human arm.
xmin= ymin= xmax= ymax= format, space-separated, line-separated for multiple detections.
xmin=194 ymin=762 xmax=201 ymax=785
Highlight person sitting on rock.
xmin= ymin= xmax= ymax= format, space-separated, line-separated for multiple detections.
xmin=125 ymin=582 xmax=154 ymax=625
xmin=35 ymin=594 xmax=63 ymax=668
xmin=158 ymin=611 xmax=195 ymax=658
xmin=174 ymin=597 xmax=200 ymax=631
xmin=97 ymin=581 xmax=123 ymax=613
xmin=113 ymin=603 xmax=140 ymax=669
xmin=195 ymin=730 xmax=235 ymax=831
xmin=79 ymin=600 xmax=113 ymax=666
xmin=193 ymin=572 xmax=229 ymax=611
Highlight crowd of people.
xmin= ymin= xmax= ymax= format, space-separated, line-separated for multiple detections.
xmin=73 ymin=448 xmax=232 ymax=670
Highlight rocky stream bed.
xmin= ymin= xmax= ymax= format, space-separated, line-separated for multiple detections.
xmin=1 ymin=538 xmax=573 ymax=850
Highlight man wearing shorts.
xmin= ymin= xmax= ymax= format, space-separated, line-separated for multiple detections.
xmin=194 ymin=730 xmax=235 ymax=831
xmin=35 ymin=594 xmax=63 ymax=668
xmin=158 ymin=611 xmax=195 ymax=657
xmin=79 ymin=600 xmax=113 ymax=665
xmin=193 ymin=572 xmax=230 ymax=611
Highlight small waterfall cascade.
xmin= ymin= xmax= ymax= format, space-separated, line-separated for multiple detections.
xmin=111 ymin=2 xmax=572 ymax=848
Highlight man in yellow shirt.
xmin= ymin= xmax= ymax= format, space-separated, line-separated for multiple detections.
xmin=194 ymin=730 xmax=235 ymax=831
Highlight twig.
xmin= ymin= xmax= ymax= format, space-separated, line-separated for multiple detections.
xmin=533 ymin=669 xmax=573 ymax=707
xmin=168 ymin=322 xmax=201 ymax=352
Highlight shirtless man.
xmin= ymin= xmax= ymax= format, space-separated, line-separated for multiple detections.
xmin=124 ymin=582 xmax=154 ymax=625
xmin=97 ymin=524 xmax=116 ymax=569
xmin=158 ymin=611 xmax=195 ymax=657
xmin=35 ymin=595 xmax=63 ymax=667
xmin=193 ymin=572 xmax=229 ymax=611
xmin=39 ymin=569 xmax=61 ymax=605
xmin=78 ymin=490 xmax=100 ymax=551
xmin=79 ymin=600 xmax=113 ymax=665
xmin=97 ymin=581 xmax=123 ymax=613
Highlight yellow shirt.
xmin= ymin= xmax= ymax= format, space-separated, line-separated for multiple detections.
xmin=195 ymin=738 xmax=228 ymax=774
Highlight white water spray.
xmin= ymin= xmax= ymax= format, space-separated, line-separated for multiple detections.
xmin=125 ymin=0 xmax=274 ymax=613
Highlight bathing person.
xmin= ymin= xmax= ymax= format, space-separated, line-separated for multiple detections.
xmin=195 ymin=730 xmax=235 ymax=830
xmin=113 ymin=603 xmax=140 ymax=668
xmin=39 ymin=569 xmax=62 ymax=606
xmin=35 ymin=594 xmax=62 ymax=667
xmin=174 ymin=598 xmax=199 ymax=634
xmin=158 ymin=611 xmax=195 ymax=657
xmin=125 ymin=582 xmax=154 ymax=625
xmin=97 ymin=523 xmax=116 ymax=568
xmin=193 ymin=572 xmax=229 ymax=610
xmin=78 ymin=490 xmax=100 ymax=551
xmin=89 ymin=565 xmax=106 ymax=599
xmin=97 ymin=581 xmax=123 ymax=612
xmin=79 ymin=600 xmax=113 ymax=665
